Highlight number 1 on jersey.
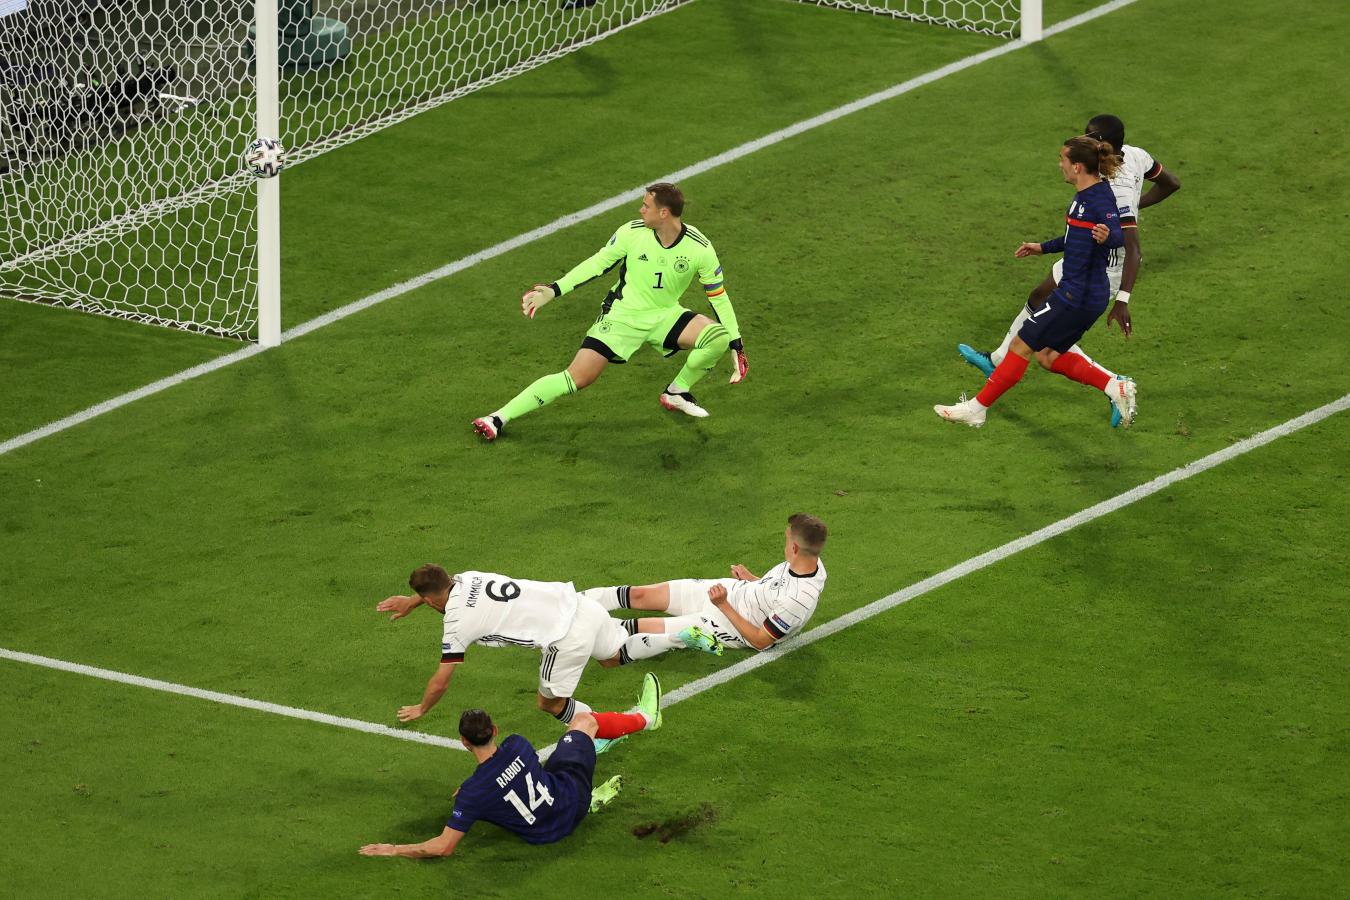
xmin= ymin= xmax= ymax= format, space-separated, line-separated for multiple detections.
xmin=503 ymin=772 xmax=554 ymax=824
xmin=652 ymin=271 xmax=663 ymax=289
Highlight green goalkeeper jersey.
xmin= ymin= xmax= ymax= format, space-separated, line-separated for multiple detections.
xmin=553 ymin=220 xmax=740 ymax=340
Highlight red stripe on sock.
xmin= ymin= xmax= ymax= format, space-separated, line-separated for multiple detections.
xmin=975 ymin=354 xmax=1030 ymax=407
xmin=593 ymin=711 xmax=648 ymax=739
xmin=1050 ymin=352 xmax=1112 ymax=391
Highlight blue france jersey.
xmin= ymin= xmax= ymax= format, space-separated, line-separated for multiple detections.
xmin=1040 ymin=179 xmax=1124 ymax=312
xmin=447 ymin=734 xmax=589 ymax=845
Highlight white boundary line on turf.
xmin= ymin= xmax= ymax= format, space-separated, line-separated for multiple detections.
xmin=661 ymin=392 xmax=1350 ymax=707
xmin=3 ymin=392 xmax=1346 ymax=749
xmin=0 ymin=0 xmax=1140 ymax=460
xmin=0 ymin=647 xmax=468 ymax=752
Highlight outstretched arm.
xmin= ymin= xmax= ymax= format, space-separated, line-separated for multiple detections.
xmin=360 ymin=826 xmax=465 ymax=859
xmin=398 ymin=661 xmax=457 ymax=723
xmin=376 ymin=595 xmax=424 ymax=621
xmin=522 ymin=228 xmax=629 ymax=318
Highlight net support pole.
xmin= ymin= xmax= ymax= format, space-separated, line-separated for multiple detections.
xmin=1021 ymin=0 xmax=1043 ymax=42
xmin=255 ymin=0 xmax=282 ymax=347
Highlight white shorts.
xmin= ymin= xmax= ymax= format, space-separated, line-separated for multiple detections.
xmin=537 ymin=595 xmax=626 ymax=699
xmin=1051 ymin=257 xmax=1122 ymax=298
xmin=659 ymin=578 xmax=750 ymax=650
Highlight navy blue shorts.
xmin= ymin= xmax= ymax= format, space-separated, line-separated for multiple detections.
xmin=545 ymin=731 xmax=596 ymax=826
xmin=1017 ymin=293 xmax=1105 ymax=353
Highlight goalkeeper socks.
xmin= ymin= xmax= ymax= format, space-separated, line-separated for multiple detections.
xmin=671 ymin=323 xmax=730 ymax=393
xmin=497 ymin=370 xmax=577 ymax=423
xmin=552 ymin=698 xmax=593 ymax=725
xmin=975 ymin=353 xmax=1030 ymax=407
xmin=592 ymin=711 xmax=651 ymax=739
xmin=579 ymin=586 xmax=629 ymax=611
xmin=992 ymin=305 xmax=1034 ymax=366
xmin=618 ymin=631 xmax=680 ymax=664
xmin=1050 ymin=352 xmax=1112 ymax=391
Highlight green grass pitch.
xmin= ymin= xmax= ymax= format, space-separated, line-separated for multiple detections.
xmin=1 ymin=0 xmax=1348 ymax=896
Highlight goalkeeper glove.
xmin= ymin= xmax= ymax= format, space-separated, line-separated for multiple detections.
xmin=728 ymin=338 xmax=748 ymax=384
xmin=521 ymin=283 xmax=559 ymax=319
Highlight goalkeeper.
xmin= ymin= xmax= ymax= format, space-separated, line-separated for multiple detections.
xmin=472 ymin=182 xmax=747 ymax=440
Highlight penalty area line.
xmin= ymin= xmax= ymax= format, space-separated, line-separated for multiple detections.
xmin=0 ymin=0 xmax=1141 ymax=460
xmin=1 ymin=392 xmax=1345 ymax=751
xmin=660 ymin=391 xmax=1350 ymax=708
xmin=0 ymin=647 xmax=468 ymax=752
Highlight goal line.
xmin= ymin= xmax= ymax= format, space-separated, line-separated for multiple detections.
xmin=0 ymin=0 xmax=1141 ymax=460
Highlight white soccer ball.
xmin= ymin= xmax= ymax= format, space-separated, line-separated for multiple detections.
xmin=245 ymin=138 xmax=286 ymax=178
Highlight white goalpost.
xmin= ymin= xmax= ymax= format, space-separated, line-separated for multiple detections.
xmin=0 ymin=0 xmax=693 ymax=340
xmin=0 ymin=0 xmax=1040 ymax=344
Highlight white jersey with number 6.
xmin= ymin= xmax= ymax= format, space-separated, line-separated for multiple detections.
xmin=440 ymin=571 xmax=579 ymax=662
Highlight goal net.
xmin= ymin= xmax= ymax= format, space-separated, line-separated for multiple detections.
xmin=0 ymin=0 xmax=689 ymax=339
xmin=793 ymin=0 xmax=1027 ymax=38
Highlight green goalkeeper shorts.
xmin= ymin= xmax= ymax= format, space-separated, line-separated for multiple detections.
xmin=581 ymin=304 xmax=697 ymax=363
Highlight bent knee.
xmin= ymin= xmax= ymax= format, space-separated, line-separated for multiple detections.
xmin=537 ymin=693 xmax=566 ymax=714
xmin=1035 ymin=350 xmax=1058 ymax=370
xmin=568 ymin=712 xmax=598 ymax=737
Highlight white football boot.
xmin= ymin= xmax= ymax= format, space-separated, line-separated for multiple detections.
xmin=659 ymin=390 xmax=709 ymax=418
xmin=933 ymin=394 xmax=987 ymax=428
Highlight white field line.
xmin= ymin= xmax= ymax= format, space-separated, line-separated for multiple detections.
xmin=0 ymin=0 xmax=1139 ymax=460
xmin=662 ymin=392 xmax=1350 ymax=707
xmin=3 ymin=392 xmax=1346 ymax=751
xmin=0 ymin=647 xmax=467 ymax=752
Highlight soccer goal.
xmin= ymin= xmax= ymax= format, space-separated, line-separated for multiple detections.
xmin=0 ymin=0 xmax=1038 ymax=345
xmin=795 ymin=0 xmax=1041 ymax=39
xmin=0 ymin=0 xmax=691 ymax=344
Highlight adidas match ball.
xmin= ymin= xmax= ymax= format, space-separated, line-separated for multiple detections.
xmin=245 ymin=138 xmax=286 ymax=178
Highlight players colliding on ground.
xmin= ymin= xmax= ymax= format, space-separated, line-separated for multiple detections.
xmin=471 ymin=182 xmax=749 ymax=441
xmin=955 ymin=114 xmax=1181 ymax=428
xmin=581 ymin=514 xmax=828 ymax=653
xmin=375 ymin=564 xmax=723 ymax=738
xmin=358 ymin=688 xmax=660 ymax=861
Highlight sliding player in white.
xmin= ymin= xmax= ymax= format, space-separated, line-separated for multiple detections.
xmin=582 ymin=514 xmax=828 ymax=652
xmin=376 ymin=565 xmax=719 ymax=730
xmin=958 ymin=114 xmax=1181 ymax=426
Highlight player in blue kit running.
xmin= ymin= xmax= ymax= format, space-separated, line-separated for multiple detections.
xmin=359 ymin=681 xmax=661 ymax=860
xmin=955 ymin=114 xmax=1181 ymax=426
xmin=935 ymin=135 xmax=1138 ymax=428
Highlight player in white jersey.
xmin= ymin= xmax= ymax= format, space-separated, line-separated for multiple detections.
xmin=376 ymin=565 xmax=720 ymax=729
xmin=957 ymin=114 xmax=1181 ymax=426
xmin=581 ymin=514 xmax=828 ymax=652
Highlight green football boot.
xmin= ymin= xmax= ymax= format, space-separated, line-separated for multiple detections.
xmin=637 ymin=672 xmax=663 ymax=731
xmin=589 ymin=775 xmax=623 ymax=813
xmin=677 ymin=624 xmax=725 ymax=656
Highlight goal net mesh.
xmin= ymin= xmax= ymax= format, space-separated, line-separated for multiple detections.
xmin=792 ymin=0 xmax=1019 ymax=38
xmin=0 ymin=0 xmax=688 ymax=339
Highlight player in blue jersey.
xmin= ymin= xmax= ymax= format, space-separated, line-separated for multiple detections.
xmin=935 ymin=136 xmax=1137 ymax=428
xmin=955 ymin=114 xmax=1181 ymax=426
xmin=359 ymin=683 xmax=662 ymax=859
